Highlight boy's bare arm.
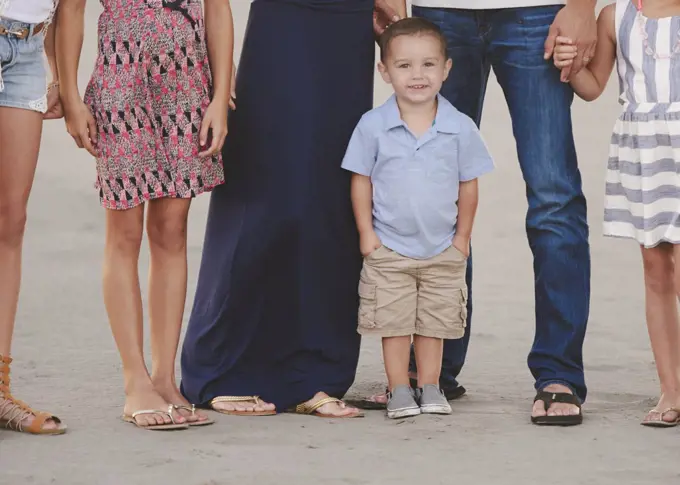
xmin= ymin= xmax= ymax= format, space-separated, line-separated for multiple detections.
xmin=351 ymin=174 xmax=381 ymax=256
xmin=453 ymin=179 xmax=478 ymax=257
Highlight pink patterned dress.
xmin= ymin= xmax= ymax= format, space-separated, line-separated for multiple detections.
xmin=85 ymin=0 xmax=224 ymax=210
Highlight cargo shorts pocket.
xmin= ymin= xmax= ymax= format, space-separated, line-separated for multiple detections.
xmin=457 ymin=287 xmax=468 ymax=327
xmin=358 ymin=280 xmax=377 ymax=329
xmin=438 ymin=286 xmax=468 ymax=328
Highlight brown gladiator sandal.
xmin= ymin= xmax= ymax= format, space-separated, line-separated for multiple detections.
xmin=0 ymin=355 xmax=67 ymax=435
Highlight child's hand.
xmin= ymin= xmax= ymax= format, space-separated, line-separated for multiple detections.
xmin=199 ymin=100 xmax=228 ymax=158
xmin=360 ymin=231 xmax=382 ymax=258
xmin=553 ymin=36 xmax=578 ymax=72
xmin=452 ymin=234 xmax=470 ymax=258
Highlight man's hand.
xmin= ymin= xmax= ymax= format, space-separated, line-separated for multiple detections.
xmin=64 ymin=100 xmax=98 ymax=157
xmin=544 ymin=2 xmax=597 ymax=80
xmin=360 ymin=230 xmax=382 ymax=258
xmin=373 ymin=0 xmax=401 ymax=37
xmin=452 ymin=234 xmax=470 ymax=258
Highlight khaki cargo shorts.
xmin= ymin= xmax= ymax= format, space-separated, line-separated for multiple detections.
xmin=357 ymin=245 xmax=468 ymax=339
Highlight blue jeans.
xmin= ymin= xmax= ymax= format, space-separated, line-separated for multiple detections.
xmin=410 ymin=5 xmax=591 ymax=401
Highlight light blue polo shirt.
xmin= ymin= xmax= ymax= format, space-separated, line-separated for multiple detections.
xmin=341 ymin=94 xmax=494 ymax=260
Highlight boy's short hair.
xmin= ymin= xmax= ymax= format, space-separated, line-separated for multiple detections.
xmin=379 ymin=17 xmax=448 ymax=62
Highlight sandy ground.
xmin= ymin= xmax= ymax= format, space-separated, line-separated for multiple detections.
xmin=1 ymin=1 xmax=678 ymax=484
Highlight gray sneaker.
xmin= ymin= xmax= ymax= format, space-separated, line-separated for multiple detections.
xmin=386 ymin=385 xmax=421 ymax=419
xmin=417 ymin=385 xmax=452 ymax=415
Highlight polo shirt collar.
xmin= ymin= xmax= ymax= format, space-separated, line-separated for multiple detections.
xmin=382 ymin=94 xmax=460 ymax=134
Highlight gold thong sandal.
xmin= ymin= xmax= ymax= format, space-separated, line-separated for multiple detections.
xmin=172 ymin=403 xmax=214 ymax=426
xmin=0 ymin=355 xmax=67 ymax=435
xmin=210 ymin=396 xmax=276 ymax=416
xmin=122 ymin=405 xmax=189 ymax=430
xmin=294 ymin=397 xmax=364 ymax=418
xmin=641 ymin=408 xmax=680 ymax=428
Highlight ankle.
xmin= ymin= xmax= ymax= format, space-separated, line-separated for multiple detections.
xmin=123 ymin=374 xmax=155 ymax=396
xmin=151 ymin=375 xmax=179 ymax=393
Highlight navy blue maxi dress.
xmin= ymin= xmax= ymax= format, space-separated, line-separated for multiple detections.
xmin=180 ymin=0 xmax=375 ymax=411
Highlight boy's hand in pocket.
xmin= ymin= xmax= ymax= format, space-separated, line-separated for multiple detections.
xmin=452 ymin=234 xmax=470 ymax=258
xmin=360 ymin=231 xmax=382 ymax=258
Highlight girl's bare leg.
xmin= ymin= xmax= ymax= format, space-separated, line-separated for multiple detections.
xmin=103 ymin=205 xmax=184 ymax=426
xmin=146 ymin=198 xmax=207 ymax=422
xmin=641 ymin=244 xmax=680 ymax=424
xmin=0 ymin=106 xmax=60 ymax=431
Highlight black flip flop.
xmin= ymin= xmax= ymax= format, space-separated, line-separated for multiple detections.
xmin=531 ymin=391 xmax=583 ymax=426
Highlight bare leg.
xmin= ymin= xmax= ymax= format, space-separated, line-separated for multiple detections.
xmin=103 ymin=205 xmax=184 ymax=427
xmin=0 ymin=106 xmax=60 ymax=431
xmin=383 ymin=335 xmax=411 ymax=391
xmin=639 ymin=244 xmax=680 ymax=424
xmin=146 ymin=198 xmax=208 ymax=423
xmin=413 ymin=336 xmax=443 ymax=387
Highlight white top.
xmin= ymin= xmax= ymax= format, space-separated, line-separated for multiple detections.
xmin=0 ymin=0 xmax=54 ymax=24
xmin=411 ymin=0 xmax=565 ymax=8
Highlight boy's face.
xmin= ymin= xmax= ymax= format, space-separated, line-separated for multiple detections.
xmin=379 ymin=34 xmax=451 ymax=105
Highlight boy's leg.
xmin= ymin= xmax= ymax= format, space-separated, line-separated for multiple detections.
xmin=410 ymin=6 xmax=491 ymax=392
xmin=414 ymin=246 xmax=467 ymax=414
xmin=383 ymin=336 xmax=413 ymax=390
xmin=360 ymin=247 xmax=420 ymax=417
xmin=413 ymin=335 xmax=444 ymax=387
xmin=488 ymin=6 xmax=590 ymax=417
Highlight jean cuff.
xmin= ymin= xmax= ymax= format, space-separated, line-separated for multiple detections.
xmin=536 ymin=380 xmax=583 ymax=403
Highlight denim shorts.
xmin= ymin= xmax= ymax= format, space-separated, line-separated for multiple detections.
xmin=0 ymin=18 xmax=47 ymax=113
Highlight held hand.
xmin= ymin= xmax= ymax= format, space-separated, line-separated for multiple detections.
xmin=373 ymin=0 xmax=401 ymax=37
xmin=43 ymin=84 xmax=64 ymax=120
xmin=452 ymin=234 xmax=470 ymax=258
xmin=544 ymin=3 xmax=597 ymax=80
xmin=553 ymin=36 xmax=578 ymax=75
xmin=360 ymin=231 xmax=382 ymax=258
xmin=64 ymin=100 xmax=98 ymax=157
xmin=198 ymin=99 xmax=228 ymax=158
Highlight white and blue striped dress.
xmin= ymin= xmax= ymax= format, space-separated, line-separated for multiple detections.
xmin=604 ymin=0 xmax=680 ymax=247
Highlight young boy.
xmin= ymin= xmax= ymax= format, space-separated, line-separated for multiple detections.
xmin=341 ymin=17 xmax=494 ymax=419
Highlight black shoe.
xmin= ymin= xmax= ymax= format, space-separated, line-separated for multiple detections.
xmin=410 ymin=378 xmax=466 ymax=401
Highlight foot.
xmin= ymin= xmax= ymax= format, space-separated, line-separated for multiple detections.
xmin=305 ymin=392 xmax=361 ymax=418
xmin=0 ymin=395 xmax=63 ymax=432
xmin=387 ymin=385 xmax=421 ymax=419
xmin=211 ymin=396 xmax=276 ymax=414
xmin=359 ymin=383 xmax=465 ymax=408
xmin=124 ymin=387 xmax=186 ymax=427
xmin=416 ymin=384 xmax=452 ymax=415
xmin=531 ymin=383 xmax=581 ymax=419
xmin=154 ymin=382 xmax=211 ymax=425
xmin=641 ymin=394 xmax=680 ymax=426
